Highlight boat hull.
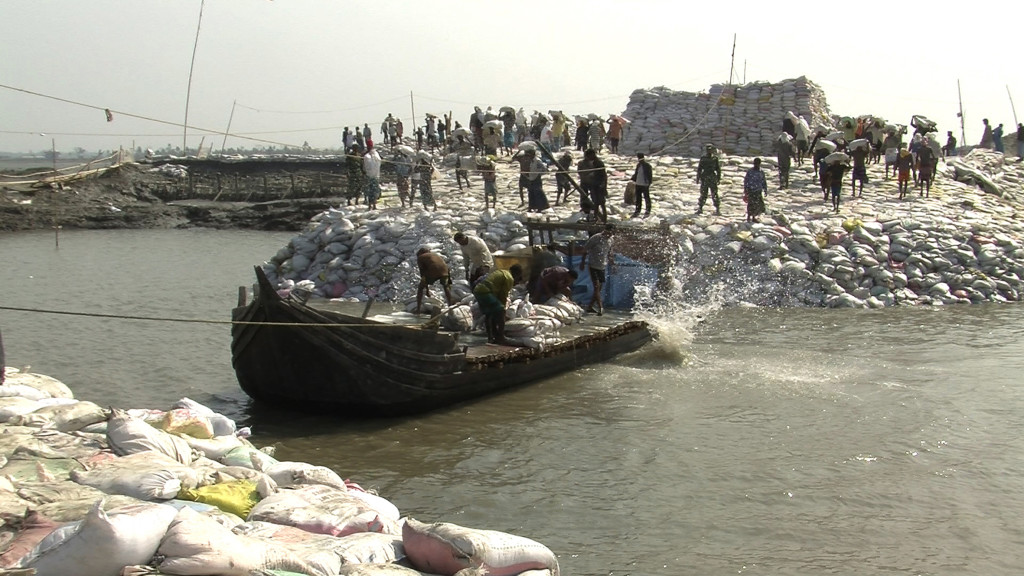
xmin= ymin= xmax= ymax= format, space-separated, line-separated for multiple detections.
xmin=231 ymin=268 xmax=654 ymax=416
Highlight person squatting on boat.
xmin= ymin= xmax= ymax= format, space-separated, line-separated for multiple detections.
xmin=531 ymin=266 xmax=579 ymax=304
xmin=473 ymin=264 xmax=525 ymax=345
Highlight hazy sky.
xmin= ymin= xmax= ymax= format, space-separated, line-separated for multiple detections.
xmin=1 ymin=0 xmax=1020 ymax=154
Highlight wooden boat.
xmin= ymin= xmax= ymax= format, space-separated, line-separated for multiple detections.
xmin=231 ymin=267 xmax=655 ymax=416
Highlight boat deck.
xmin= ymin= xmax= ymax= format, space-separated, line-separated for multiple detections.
xmin=310 ymin=301 xmax=642 ymax=361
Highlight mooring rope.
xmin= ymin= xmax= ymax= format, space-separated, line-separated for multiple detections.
xmin=0 ymin=305 xmax=409 ymax=328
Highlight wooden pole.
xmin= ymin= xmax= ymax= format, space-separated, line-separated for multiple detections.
xmin=222 ymin=99 xmax=237 ymax=152
xmin=212 ymin=173 xmax=223 ymax=201
xmin=536 ymin=141 xmax=584 ymax=199
xmin=1007 ymin=85 xmax=1019 ymax=127
xmin=728 ymin=33 xmax=736 ymax=85
xmin=957 ymin=79 xmax=967 ymax=152
xmin=409 ymin=91 xmax=417 ymax=141
xmin=183 ymin=0 xmax=206 ymax=155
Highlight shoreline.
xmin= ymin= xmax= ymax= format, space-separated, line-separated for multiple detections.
xmin=254 ymin=146 xmax=1024 ymax=309
xmin=4 ymin=145 xmax=1024 ymax=309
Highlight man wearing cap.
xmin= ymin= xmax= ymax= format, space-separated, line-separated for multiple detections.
xmin=695 ymin=145 xmax=722 ymax=215
xmin=630 ymin=153 xmax=653 ymax=218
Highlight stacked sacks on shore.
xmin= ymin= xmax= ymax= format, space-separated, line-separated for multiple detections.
xmin=649 ymin=149 xmax=1024 ymax=309
xmin=666 ymin=212 xmax=1024 ymax=309
xmin=0 ymin=367 xmax=560 ymax=576
xmin=944 ymin=148 xmax=1020 ymax=202
xmin=261 ymin=142 xmax=1024 ymax=311
xmin=618 ymin=76 xmax=832 ymax=157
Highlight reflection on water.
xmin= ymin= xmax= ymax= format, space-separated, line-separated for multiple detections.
xmin=2 ymin=229 xmax=1024 ymax=574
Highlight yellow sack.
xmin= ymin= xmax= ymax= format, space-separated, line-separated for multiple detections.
xmin=731 ymin=230 xmax=753 ymax=242
xmin=155 ymin=408 xmax=216 ymax=439
xmin=841 ymin=218 xmax=863 ymax=232
xmin=178 ymin=480 xmax=260 ymax=518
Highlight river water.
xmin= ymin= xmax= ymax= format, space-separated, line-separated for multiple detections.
xmin=2 ymin=228 xmax=1023 ymax=575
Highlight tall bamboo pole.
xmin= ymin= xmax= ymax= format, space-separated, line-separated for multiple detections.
xmin=410 ymin=91 xmax=416 ymax=140
xmin=183 ymin=0 xmax=206 ymax=156
xmin=221 ymin=99 xmax=237 ymax=152
xmin=957 ymin=79 xmax=966 ymax=151
xmin=1007 ymin=85 xmax=1018 ymax=127
xmin=728 ymin=34 xmax=736 ymax=85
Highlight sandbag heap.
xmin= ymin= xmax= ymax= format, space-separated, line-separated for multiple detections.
xmin=266 ymin=211 xmax=539 ymax=302
xmin=405 ymin=294 xmax=585 ymax=350
xmin=659 ymin=148 xmax=1024 ymax=308
xmin=0 ymin=366 xmax=560 ymax=576
xmin=261 ymin=139 xmax=1024 ymax=311
xmin=618 ymin=76 xmax=832 ymax=157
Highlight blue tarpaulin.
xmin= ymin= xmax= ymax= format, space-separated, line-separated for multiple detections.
xmin=565 ymin=254 xmax=659 ymax=309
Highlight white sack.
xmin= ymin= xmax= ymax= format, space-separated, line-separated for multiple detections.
xmin=19 ymin=500 xmax=177 ymax=576
xmin=157 ymin=506 xmax=323 ymax=576
xmin=402 ymin=517 xmax=560 ymax=576
xmin=8 ymin=401 xmax=108 ymax=432
xmin=248 ymin=485 xmax=393 ymax=537
xmin=106 ymin=409 xmax=196 ymax=464
xmin=70 ymin=451 xmax=208 ymax=500
xmin=171 ymin=398 xmax=237 ymax=437
xmin=262 ymin=461 xmax=347 ymax=491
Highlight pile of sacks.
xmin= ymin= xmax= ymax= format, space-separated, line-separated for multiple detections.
xmin=659 ymin=148 xmax=1024 ymax=308
xmin=267 ymin=212 xmax=547 ymax=303
xmin=402 ymin=292 xmax=585 ymax=350
xmin=262 ymin=142 xmax=1024 ymax=311
xmin=0 ymin=367 xmax=560 ymax=576
xmin=618 ymin=76 xmax=832 ymax=157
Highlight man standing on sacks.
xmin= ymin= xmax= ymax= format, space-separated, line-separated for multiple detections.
xmin=695 ymin=144 xmax=722 ymax=215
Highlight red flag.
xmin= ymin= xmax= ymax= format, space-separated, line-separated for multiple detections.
xmin=105 ymin=108 xmax=113 ymax=122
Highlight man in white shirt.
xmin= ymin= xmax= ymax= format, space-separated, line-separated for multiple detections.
xmin=453 ymin=232 xmax=493 ymax=285
xmin=362 ymin=145 xmax=382 ymax=210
